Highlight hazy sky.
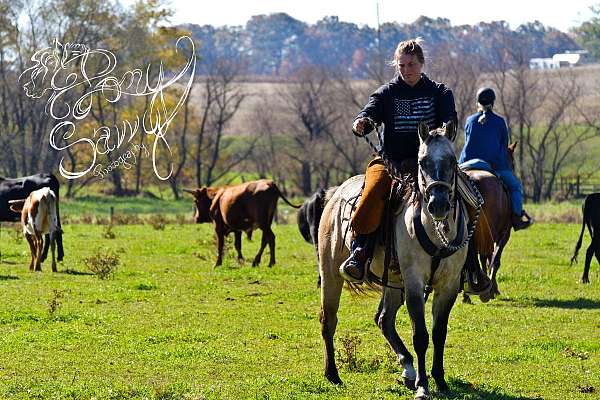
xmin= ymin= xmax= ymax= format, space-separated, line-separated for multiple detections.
xmin=155 ymin=0 xmax=597 ymax=32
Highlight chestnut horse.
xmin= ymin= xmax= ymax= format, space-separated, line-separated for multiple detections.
xmin=462 ymin=143 xmax=517 ymax=299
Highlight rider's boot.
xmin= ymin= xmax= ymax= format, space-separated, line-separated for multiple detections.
xmin=463 ymin=239 xmax=492 ymax=297
xmin=512 ymin=210 xmax=533 ymax=231
xmin=339 ymin=233 xmax=374 ymax=283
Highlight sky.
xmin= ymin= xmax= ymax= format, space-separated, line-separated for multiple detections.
xmin=155 ymin=0 xmax=598 ymax=32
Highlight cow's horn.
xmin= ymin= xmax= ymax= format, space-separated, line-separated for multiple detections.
xmin=182 ymin=188 xmax=196 ymax=194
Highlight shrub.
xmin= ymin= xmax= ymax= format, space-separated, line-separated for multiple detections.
xmin=47 ymin=289 xmax=64 ymax=319
xmin=148 ymin=214 xmax=168 ymax=230
xmin=336 ymin=333 xmax=362 ymax=371
xmin=83 ymin=248 xmax=120 ymax=279
xmin=102 ymin=224 xmax=116 ymax=239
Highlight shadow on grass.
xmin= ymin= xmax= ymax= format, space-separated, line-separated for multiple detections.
xmin=499 ymin=296 xmax=600 ymax=310
xmin=532 ymin=297 xmax=600 ymax=310
xmin=439 ymin=378 xmax=541 ymax=400
xmin=61 ymin=269 xmax=94 ymax=276
xmin=0 ymin=275 xmax=18 ymax=280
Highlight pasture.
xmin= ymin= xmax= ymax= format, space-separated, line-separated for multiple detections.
xmin=0 ymin=206 xmax=598 ymax=399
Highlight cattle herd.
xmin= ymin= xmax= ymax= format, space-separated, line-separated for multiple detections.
xmin=0 ymin=173 xmax=598 ymax=282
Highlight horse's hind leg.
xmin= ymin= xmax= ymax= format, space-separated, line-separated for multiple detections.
xmin=320 ymin=262 xmax=344 ymax=385
xmin=582 ymin=238 xmax=597 ymax=284
xmin=375 ymin=287 xmax=416 ymax=389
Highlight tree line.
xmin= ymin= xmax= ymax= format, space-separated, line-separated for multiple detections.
xmin=1 ymin=0 xmax=599 ymax=203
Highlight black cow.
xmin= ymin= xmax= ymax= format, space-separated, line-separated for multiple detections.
xmin=0 ymin=173 xmax=64 ymax=262
xmin=297 ymin=186 xmax=338 ymax=287
xmin=570 ymin=193 xmax=600 ymax=283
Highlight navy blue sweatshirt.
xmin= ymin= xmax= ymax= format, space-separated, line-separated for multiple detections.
xmin=355 ymin=74 xmax=457 ymax=162
xmin=459 ymin=111 xmax=510 ymax=171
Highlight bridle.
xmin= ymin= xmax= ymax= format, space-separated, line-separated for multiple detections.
xmin=360 ymin=118 xmax=482 ymax=300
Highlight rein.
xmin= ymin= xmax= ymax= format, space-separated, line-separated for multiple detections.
xmin=360 ymin=119 xmax=483 ymax=300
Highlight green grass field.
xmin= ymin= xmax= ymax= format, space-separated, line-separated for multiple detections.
xmin=0 ymin=217 xmax=598 ymax=399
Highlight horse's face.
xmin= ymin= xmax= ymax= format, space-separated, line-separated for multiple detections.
xmin=417 ymin=121 xmax=458 ymax=221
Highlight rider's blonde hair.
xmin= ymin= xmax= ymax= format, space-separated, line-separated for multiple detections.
xmin=391 ymin=37 xmax=425 ymax=70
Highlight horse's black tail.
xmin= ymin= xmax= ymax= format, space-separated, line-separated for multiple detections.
xmin=570 ymin=200 xmax=587 ymax=265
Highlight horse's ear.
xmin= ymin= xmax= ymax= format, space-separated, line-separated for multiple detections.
xmin=508 ymin=142 xmax=518 ymax=152
xmin=418 ymin=121 xmax=429 ymax=142
xmin=444 ymin=120 xmax=457 ymax=142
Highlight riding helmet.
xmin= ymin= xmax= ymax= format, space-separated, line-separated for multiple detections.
xmin=476 ymin=87 xmax=496 ymax=106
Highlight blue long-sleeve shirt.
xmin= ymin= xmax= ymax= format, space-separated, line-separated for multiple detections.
xmin=459 ymin=111 xmax=510 ymax=171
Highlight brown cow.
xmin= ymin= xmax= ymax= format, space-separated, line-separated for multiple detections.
xmin=185 ymin=179 xmax=301 ymax=267
xmin=8 ymin=187 xmax=60 ymax=272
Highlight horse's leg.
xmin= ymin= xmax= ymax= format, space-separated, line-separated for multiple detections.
xmin=582 ymin=238 xmax=597 ymax=284
xmin=375 ymin=287 xmax=416 ymax=389
xmin=320 ymin=257 xmax=344 ymax=385
xmin=488 ymin=244 xmax=502 ymax=297
xmin=405 ymin=287 xmax=430 ymax=399
xmin=431 ymin=287 xmax=459 ymax=393
xmin=234 ymin=231 xmax=244 ymax=262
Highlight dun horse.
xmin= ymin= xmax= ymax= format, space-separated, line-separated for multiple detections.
xmin=319 ymin=121 xmax=472 ymax=399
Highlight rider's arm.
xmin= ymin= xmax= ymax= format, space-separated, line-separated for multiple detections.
xmin=434 ymin=84 xmax=458 ymax=126
xmin=354 ymin=86 xmax=387 ymax=135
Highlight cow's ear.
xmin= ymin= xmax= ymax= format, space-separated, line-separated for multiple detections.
xmin=205 ymin=188 xmax=218 ymax=199
xmin=8 ymin=199 xmax=25 ymax=212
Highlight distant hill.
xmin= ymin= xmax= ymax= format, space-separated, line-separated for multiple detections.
xmin=181 ymin=14 xmax=582 ymax=77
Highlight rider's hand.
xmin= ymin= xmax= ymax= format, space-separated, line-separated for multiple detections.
xmin=352 ymin=117 xmax=374 ymax=137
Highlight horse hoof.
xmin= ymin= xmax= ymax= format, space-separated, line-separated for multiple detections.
xmin=414 ymin=387 xmax=431 ymax=400
xmin=403 ymin=378 xmax=416 ymax=391
xmin=462 ymin=295 xmax=473 ymax=305
xmin=325 ymin=372 xmax=343 ymax=385
xmin=435 ymin=380 xmax=449 ymax=393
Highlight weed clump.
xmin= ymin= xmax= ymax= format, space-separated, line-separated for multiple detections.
xmin=47 ymin=289 xmax=64 ymax=319
xmin=83 ymin=248 xmax=120 ymax=279
xmin=148 ymin=214 xmax=168 ymax=230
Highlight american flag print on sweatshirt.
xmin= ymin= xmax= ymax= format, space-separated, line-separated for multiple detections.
xmin=393 ymin=97 xmax=436 ymax=133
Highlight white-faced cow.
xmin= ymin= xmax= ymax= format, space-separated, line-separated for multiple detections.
xmin=571 ymin=193 xmax=600 ymax=283
xmin=186 ymin=179 xmax=301 ymax=267
xmin=9 ymin=187 xmax=60 ymax=272
xmin=0 ymin=173 xmax=64 ymax=262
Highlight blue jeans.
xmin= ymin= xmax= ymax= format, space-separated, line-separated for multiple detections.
xmin=496 ymin=170 xmax=523 ymax=215
xmin=460 ymin=159 xmax=523 ymax=215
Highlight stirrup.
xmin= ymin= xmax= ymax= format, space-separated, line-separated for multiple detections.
xmin=464 ymin=269 xmax=492 ymax=295
xmin=339 ymin=252 xmax=370 ymax=283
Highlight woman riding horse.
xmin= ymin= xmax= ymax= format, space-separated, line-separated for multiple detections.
xmin=459 ymin=87 xmax=533 ymax=231
xmin=340 ymin=38 xmax=490 ymax=293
